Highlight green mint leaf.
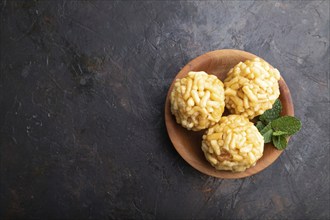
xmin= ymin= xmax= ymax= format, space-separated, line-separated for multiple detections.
xmin=272 ymin=135 xmax=288 ymax=150
xmin=259 ymin=122 xmax=273 ymax=144
xmin=271 ymin=116 xmax=302 ymax=136
xmin=263 ymin=129 xmax=273 ymax=143
xmin=259 ymin=99 xmax=282 ymax=124
xmin=256 ymin=121 xmax=265 ymax=132
xmin=260 ymin=122 xmax=272 ymax=135
xmin=273 ymin=130 xmax=288 ymax=136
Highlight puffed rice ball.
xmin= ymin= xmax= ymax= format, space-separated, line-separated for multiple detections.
xmin=224 ymin=58 xmax=281 ymax=119
xmin=170 ymin=71 xmax=225 ymax=131
xmin=202 ymin=115 xmax=264 ymax=172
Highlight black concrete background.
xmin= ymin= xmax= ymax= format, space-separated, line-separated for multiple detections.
xmin=0 ymin=1 xmax=329 ymax=219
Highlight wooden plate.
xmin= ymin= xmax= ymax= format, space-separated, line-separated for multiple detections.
xmin=165 ymin=49 xmax=294 ymax=179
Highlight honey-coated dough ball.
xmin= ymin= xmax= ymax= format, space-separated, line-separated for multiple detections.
xmin=170 ymin=71 xmax=225 ymax=131
xmin=224 ymin=58 xmax=281 ymax=119
xmin=202 ymin=115 xmax=264 ymax=172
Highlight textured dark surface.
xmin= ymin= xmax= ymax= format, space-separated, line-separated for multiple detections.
xmin=0 ymin=1 xmax=329 ymax=219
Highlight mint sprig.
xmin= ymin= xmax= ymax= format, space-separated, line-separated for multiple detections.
xmin=255 ymin=99 xmax=301 ymax=150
